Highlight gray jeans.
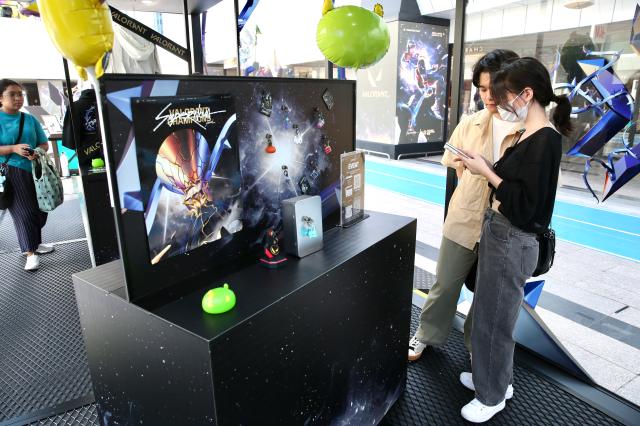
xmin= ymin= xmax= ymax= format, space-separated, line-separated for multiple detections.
xmin=470 ymin=209 xmax=538 ymax=406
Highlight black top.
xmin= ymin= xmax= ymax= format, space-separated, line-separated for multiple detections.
xmin=62 ymin=89 xmax=100 ymax=151
xmin=491 ymin=127 xmax=562 ymax=233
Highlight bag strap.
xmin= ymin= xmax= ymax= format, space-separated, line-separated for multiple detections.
xmin=2 ymin=113 xmax=26 ymax=166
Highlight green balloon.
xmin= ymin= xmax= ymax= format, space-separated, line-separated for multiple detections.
xmin=317 ymin=6 xmax=390 ymax=69
xmin=201 ymin=283 xmax=236 ymax=314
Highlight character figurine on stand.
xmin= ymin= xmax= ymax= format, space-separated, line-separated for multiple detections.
xmin=321 ymin=135 xmax=332 ymax=154
xmin=265 ymin=133 xmax=276 ymax=153
xmin=260 ymin=90 xmax=273 ymax=117
xmin=281 ymin=104 xmax=291 ymax=129
xmin=259 ymin=228 xmax=287 ymax=268
xmin=313 ymin=107 xmax=325 ymax=129
xmin=293 ymin=124 xmax=302 ymax=144
xmin=301 ymin=216 xmax=318 ymax=238
xmin=299 ymin=176 xmax=311 ymax=195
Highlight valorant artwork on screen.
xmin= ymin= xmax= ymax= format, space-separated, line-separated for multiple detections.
xmin=131 ymin=95 xmax=242 ymax=264
xmin=396 ymin=22 xmax=449 ymax=143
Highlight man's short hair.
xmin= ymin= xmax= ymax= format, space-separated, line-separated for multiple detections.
xmin=472 ymin=49 xmax=519 ymax=88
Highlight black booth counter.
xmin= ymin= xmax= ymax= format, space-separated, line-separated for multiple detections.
xmin=73 ymin=211 xmax=416 ymax=425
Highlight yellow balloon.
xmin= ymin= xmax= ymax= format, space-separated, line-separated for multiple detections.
xmin=37 ymin=0 xmax=114 ymax=79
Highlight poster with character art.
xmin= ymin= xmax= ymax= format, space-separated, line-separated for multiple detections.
xmin=131 ymin=95 xmax=243 ymax=264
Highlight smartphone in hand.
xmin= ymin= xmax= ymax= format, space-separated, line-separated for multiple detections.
xmin=23 ymin=147 xmax=35 ymax=156
xmin=444 ymin=142 xmax=470 ymax=159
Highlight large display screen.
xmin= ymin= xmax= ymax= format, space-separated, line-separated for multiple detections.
xmin=396 ymin=22 xmax=449 ymax=143
xmin=100 ymin=75 xmax=355 ymax=305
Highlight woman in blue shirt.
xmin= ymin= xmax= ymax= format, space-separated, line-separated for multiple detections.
xmin=0 ymin=79 xmax=53 ymax=271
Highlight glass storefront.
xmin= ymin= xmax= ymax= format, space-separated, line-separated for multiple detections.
xmin=460 ymin=0 xmax=640 ymax=202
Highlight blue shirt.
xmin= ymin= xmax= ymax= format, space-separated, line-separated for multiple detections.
xmin=0 ymin=111 xmax=48 ymax=172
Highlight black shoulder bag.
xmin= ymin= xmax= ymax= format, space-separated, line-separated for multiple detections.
xmin=0 ymin=112 xmax=26 ymax=210
xmin=532 ymin=226 xmax=555 ymax=277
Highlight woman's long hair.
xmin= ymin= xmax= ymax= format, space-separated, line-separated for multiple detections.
xmin=492 ymin=57 xmax=574 ymax=137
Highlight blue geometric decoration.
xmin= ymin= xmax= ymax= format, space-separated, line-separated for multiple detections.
xmin=457 ymin=279 xmax=545 ymax=310
xmin=105 ymin=85 xmax=143 ymax=121
xmin=105 ymin=81 xmax=180 ymax=210
xmin=555 ymin=50 xmax=637 ymax=202
xmin=523 ymin=280 xmax=545 ymax=309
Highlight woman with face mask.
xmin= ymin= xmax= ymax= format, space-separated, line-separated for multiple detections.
xmin=453 ymin=57 xmax=573 ymax=423
xmin=0 ymin=79 xmax=53 ymax=271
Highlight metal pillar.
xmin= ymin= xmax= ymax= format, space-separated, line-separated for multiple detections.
xmin=444 ymin=0 xmax=467 ymax=220
xmin=190 ymin=12 xmax=204 ymax=74
xmin=183 ymin=0 xmax=193 ymax=74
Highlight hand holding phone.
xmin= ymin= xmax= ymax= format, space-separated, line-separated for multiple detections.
xmin=444 ymin=142 xmax=470 ymax=159
xmin=23 ymin=147 xmax=35 ymax=156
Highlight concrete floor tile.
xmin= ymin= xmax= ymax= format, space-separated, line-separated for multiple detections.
xmin=562 ymin=342 xmax=637 ymax=393
xmin=617 ymin=375 xmax=640 ymax=407
xmin=537 ymin=308 xmax=640 ymax=374
xmin=613 ymin=307 xmax=640 ymax=328
xmin=540 ymin=285 xmax=626 ymax=317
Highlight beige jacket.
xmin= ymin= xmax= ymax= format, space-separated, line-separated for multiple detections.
xmin=441 ymin=109 xmax=524 ymax=250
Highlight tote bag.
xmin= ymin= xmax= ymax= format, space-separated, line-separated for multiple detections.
xmin=32 ymin=147 xmax=64 ymax=212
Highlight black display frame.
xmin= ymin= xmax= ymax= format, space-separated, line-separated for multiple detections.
xmin=100 ymin=74 xmax=356 ymax=308
xmin=98 ymin=74 xmax=356 ymax=308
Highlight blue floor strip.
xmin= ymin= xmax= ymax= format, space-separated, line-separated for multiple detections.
xmin=366 ymin=161 xmax=640 ymax=262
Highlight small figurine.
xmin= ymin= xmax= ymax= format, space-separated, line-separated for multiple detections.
xmin=265 ymin=133 xmax=276 ymax=153
xmin=282 ymin=165 xmax=289 ymax=177
xmin=322 ymin=89 xmax=335 ymax=110
xmin=321 ymin=135 xmax=332 ymax=154
xmin=281 ymin=104 xmax=291 ymax=129
xmin=299 ymin=176 xmax=311 ymax=195
xmin=259 ymin=228 xmax=287 ymax=268
xmin=301 ymin=216 xmax=318 ymax=238
xmin=292 ymin=124 xmax=302 ymax=145
xmin=201 ymin=283 xmax=236 ymax=314
xmin=260 ymin=90 xmax=273 ymax=117
xmin=313 ymin=107 xmax=325 ymax=129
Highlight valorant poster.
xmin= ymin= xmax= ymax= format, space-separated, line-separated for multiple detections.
xmin=131 ymin=95 xmax=242 ymax=264
xmin=396 ymin=22 xmax=449 ymax=143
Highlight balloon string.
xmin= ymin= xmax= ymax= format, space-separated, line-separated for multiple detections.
xmin=86 ymin=66 xmax=117 ymax=209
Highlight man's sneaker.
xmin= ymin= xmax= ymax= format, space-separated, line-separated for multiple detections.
xmin=25 ymin=254 xmax=40 ymax=271
xmin=461 ymin=398 xmax=505 ymax=423
xmin=408 ymin=335 xmax=427 ymax=361
xmin=460 ymin=372 xmax=513 ymax=399
xmin=36 ymin=244 xmax=54 ymax=255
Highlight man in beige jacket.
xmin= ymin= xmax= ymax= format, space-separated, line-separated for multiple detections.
xmin=409 ymin=49 xmax=523 ymax=361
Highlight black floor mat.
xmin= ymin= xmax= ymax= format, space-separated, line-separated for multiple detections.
xmin=413 ymin=266 xmax=436 ymax=291
xmin=31 ymin=404 xmax=98 ymax=426
xmin=0 ymin=198 xmax=86 ymax=254
xmin=381 ymin=306 xmax=622 ymax=425
xmin=0 ymin=241 xmax=93 ymax=423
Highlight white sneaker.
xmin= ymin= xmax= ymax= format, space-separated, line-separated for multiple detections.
xmin=460 ymin=372 xmax=513 ymax=399
xmin=408 ymin=335 xmax=427 ymax=361
xmin=36 ymin=243 xmax=54 ymax=254
xmin=25 ymin=254 xmax=40 ymax=271
xmin=461 ymin=398 xmax=505 ymax=423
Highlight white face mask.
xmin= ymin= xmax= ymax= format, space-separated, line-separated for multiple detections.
xmin=497 ymin=90 xmax=529 ymax=122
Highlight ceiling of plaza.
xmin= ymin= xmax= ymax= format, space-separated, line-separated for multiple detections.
xmin=110 ymin=0 xmax=222 ymax=14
